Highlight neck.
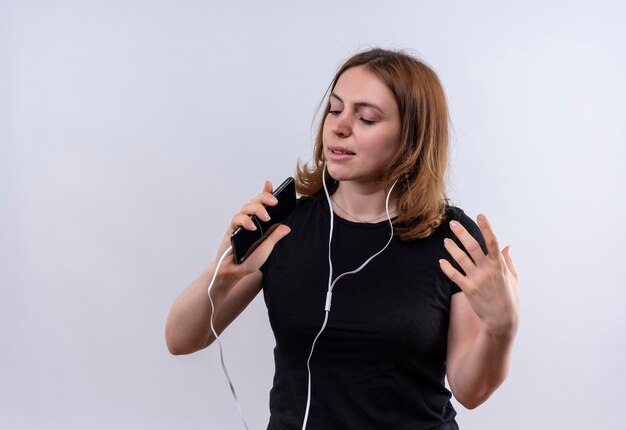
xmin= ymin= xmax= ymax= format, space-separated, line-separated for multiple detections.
xmin=331 ymin=181 xmax=398 ymax=222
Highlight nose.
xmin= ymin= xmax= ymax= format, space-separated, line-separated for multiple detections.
xmin=330 ymin=111 xmax=352 ymax=138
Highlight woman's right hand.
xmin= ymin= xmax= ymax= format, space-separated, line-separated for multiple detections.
xmin=211 ymin=180 xmax=292 ymax=283
xmin=166 ymin=180 xmax=291 ymax=355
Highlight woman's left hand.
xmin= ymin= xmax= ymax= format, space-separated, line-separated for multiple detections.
xmin=439 ymin=214 xmax=520 ymax=336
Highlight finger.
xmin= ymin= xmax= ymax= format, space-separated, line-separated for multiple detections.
xmin=263 ymin=180 xmax=273 ymax=194
xmin=240 ymin=202 xmax=271 ymax=222
xmin=244 ymin=224 xmax=292 ymax=269
xmin=231 ymin=213 xmax=258 ymax=232
xmin=260 ymin=224 xmax=291 ymax=251
xmin=252 ymin=190 xmax=279 ymax=207
xmin=443 ymin=237 xmax=477 ymax=277
xmin=438 ymin=258 xmax=470 ymax=291
xmin=476 ymin=214 xmax=501 ymax=261
xmin=502 ymin=246 xmax=519 ymax=280
xmin=449 ymin=220 xmax=487 ymax=266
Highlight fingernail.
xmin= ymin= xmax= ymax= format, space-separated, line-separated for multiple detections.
xmin=449 ymin=221 xmax=458 ymax=228
xmin=270 ymin=197 xmax=278 ymax=204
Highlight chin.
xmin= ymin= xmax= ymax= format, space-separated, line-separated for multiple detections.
xmin=324 ymin=162 xmax=349 ymax=181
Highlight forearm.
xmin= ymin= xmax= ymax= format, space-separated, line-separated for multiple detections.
xmin=450 ymin=325 xmax=517 ymax=409
xmin=165 ymin=261 xmax=233 ymax=355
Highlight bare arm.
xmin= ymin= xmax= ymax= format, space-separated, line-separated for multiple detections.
xmin=446 ymin=293 xmax=517 ymax=409
xmin=165 ymin=265 xmax=263 ymax=355
xmin=440 ymin=213 xmax=520 ymax=409
xmin=165 ymin=180 xmax=291 ymax=355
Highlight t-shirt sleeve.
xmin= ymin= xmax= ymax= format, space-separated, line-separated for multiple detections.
xmin=447 ymin=209 xmax=489 ymax=295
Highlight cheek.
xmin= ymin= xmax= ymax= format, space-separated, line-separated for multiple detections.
xmin=363 ymin=130 xmax=400 ymax=159
xmin=321 ymin=121 xmax=332 ymax=143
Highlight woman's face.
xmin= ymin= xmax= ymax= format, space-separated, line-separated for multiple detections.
xmin=323 ymin=65 xmax=401 ymax=187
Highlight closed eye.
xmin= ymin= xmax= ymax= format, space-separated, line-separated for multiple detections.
xmin=328 ymin=110 xmax=376 ymax=125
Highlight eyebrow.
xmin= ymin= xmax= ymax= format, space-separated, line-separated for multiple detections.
xmin=329 ymin=92 xmax=384 ymax=114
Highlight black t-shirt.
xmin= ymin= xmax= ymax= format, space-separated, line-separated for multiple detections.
xmin=261 ymin=196 xmax=487 ymax=430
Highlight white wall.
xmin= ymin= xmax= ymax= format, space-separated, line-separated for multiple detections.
xmin=1 ymin=0 xmax=624 ymax=428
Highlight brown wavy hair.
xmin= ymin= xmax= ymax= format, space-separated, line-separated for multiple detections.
xmin=295 ymin=47 xmax=453 ymax=241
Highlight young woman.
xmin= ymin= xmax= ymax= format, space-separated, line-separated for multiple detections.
xmin=165 ymin=48 xmax=520 ymax=430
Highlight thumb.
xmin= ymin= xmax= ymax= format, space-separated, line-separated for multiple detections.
xmin=264 ymin=224 xmax=292 ymax=247
xmin=244 ymin=224 xmax=291 ymax=270
xmin=502 ymin=246 xmax=519 ymax=280
xmin=263 ymin=180 xmax=273 ymax=194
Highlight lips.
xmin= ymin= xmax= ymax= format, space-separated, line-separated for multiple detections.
xmin=328 ymin=145 xmax=356 ymax=155
xmin=327 ymin=145 xmax=356 ymax=162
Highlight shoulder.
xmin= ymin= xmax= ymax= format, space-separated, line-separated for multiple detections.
xmin=444 ymin=204 xmax=468 ymax=220
xmin=280 ymin=195 xmax=324 ymax=228
xmin=260 ymin=196 xmax=325 ymax=275
xmin=294 ymin=195 xmax=326 ymax=214
xmin=443 ymin=205 xmax=475 ymax=227
xmin=441 ymin=204 xmax=487 ymax=250
xmin=295 ymin=195 xmax=319 ymax=208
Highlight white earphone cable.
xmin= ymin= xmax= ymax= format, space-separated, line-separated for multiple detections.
xmin=208 ymin=168 xmax=399 ymax=430
xmin=300 ymin=165 xmax=398 ymax=430
xmin=207 ymin=244 xmax=251 ymax=430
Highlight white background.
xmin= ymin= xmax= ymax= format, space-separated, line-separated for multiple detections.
xmin=2 ymin=1 xmax=625 ymax=429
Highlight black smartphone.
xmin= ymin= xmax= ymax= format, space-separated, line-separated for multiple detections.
xmin=230 ymin=177 xmax=296 ymax=264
